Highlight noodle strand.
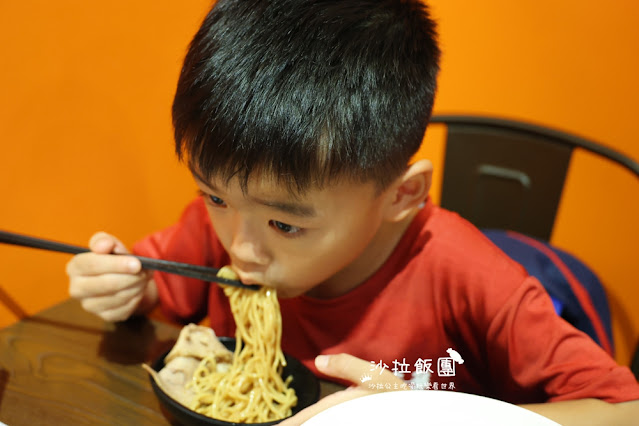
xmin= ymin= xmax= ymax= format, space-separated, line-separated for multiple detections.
xmin=187 ymin=267 xmax=297 ymax=422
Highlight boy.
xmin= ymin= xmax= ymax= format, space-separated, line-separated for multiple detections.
xmin=66 ymin=0 xmax=639 ymax=424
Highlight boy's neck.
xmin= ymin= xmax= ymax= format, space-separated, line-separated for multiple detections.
xmin=305 ymin=208 xmax=420 ymax=299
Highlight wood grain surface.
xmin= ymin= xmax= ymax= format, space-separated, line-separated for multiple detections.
xmin=0 ymin=299 xmax=343 ymax=425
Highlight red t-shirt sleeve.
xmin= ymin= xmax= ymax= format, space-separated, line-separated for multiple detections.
xmin=132 ymin=197 xmax=229 ymax=324
xmin=485 ymin=275 xmax=639 ymax=403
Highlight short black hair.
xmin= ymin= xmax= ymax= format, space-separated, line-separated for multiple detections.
xmin=173 ymin=0 xmax=440 ymax=194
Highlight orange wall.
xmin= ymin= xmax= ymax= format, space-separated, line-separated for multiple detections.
xmin=423 ymin=0 xmax=639 ymax=367
xmin=1 ymin=1 xmax=637 ymax=364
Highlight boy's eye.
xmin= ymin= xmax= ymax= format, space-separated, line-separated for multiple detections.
xmin=269 ymin=220 xmax=302 ymax=235
xmin=208 ymin=195 xmax=227 ymax=207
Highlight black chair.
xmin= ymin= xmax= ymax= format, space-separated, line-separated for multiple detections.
xmin=428 ymin=114 xmax=639 ymax=378
xmin=429 ymin=114 xmax=639 ymax=241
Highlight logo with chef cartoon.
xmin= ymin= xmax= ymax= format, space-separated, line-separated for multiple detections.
xmin=363 ymin=348 xmax=465 ymax=390
xmin=438 ymin=348 xmax=464 ymax=377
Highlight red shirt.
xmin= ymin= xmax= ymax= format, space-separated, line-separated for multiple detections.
xmin=133 ymin=197 xmax=639 ymax=404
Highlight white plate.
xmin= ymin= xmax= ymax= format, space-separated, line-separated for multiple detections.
xmin=302 ymin=390 xmax=560 ymax=425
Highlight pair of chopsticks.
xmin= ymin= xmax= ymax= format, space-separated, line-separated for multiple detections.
xmin=0 ymin=229 xmax=256 ymax=290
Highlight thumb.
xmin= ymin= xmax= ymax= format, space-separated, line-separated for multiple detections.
xmin=315 ymin=354 xmax=403 ymax=387
xmin=89 ymin=232 xmax=129 ymax=255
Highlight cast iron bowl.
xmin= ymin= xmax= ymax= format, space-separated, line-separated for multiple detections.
xmin=149 ymin=337 xmax=320 ymax=426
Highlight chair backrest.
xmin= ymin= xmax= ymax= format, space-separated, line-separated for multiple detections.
xmin=429 ymin=115 xmax=639 ymax=241
xmin=428 ymin=114 xmax=639 ymax=374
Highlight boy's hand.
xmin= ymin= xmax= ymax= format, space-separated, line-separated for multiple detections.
xmin=66 ymin=232 xmax=156 ymax=322
xmin=279 ymin=353 xmax=404 ymax=425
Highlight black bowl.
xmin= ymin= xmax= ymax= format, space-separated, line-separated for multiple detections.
xmin=149 ymin=337 xmax=320 ymax=425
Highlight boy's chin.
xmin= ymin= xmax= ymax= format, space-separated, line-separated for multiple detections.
xmin=273 ymin=287 xmax=306 ymax=299
xmin=268 ymin=284 xmax=315 ymax=299
xmin=263 ymin=279 xmax=321 ymax=299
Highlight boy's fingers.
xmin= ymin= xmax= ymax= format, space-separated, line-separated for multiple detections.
xmin=66 ymin=252 xmax=141 ymax=277
xmin=314 ymin=353 xmax=403 ymax=387
xmin=281 ymin=354 xmax=406 ymax=426
xmin=79 ymin=284 xmax=145 ymax=313
xmin=97 ymin=293 xmax=144 ymax=322
xmin=69 ymin=272 xmax=148 ymax=298
xmin=89 ymin=232 xmax=129 ymax=255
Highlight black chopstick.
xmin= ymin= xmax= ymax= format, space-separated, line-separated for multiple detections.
xmin=0 ymin=229 xmax=257 ymax=290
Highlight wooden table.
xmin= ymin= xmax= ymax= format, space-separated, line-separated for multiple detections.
xmin=0 ymin=299 xmax=342 ymax=425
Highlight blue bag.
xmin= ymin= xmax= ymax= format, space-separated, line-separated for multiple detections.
xmin=482 ymin=229 xmax=614 ymax=356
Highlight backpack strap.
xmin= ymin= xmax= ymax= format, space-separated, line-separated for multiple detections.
xmin=483 ymin=229 xmax=614 ymax=356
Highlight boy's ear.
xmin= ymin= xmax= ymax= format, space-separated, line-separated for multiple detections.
xmin=383 ymin=159 xmax=433 ymax=222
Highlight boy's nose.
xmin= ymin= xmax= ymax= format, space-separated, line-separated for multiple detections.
xmin=229 ymin=241 xmax=269 ymax=269
xmin=229 ymin=217 xmax=269 ymax=267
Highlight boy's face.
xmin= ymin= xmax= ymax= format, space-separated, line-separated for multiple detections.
xmin=192 ymin=170 xmax=391 ymax=298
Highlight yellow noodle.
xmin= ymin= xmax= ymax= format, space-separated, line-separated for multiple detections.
xmin=187 ymin=267 xmax=297 ymax=422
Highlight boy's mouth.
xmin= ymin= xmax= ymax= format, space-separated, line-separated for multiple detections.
xmin=232 ymin=268 xmax=265 ymax=287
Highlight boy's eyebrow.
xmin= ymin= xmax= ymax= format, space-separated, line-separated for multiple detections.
xmin=189 ymin=167 xmax=214 ymax=190
xmin=189 ymin=168 xmax=317 ymax=218
xmin=248 ymin=196 xmax=317 ymax=218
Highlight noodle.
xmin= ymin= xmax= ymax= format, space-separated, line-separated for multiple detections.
xmin=187 ymin=266 xmax=297 ymax=423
